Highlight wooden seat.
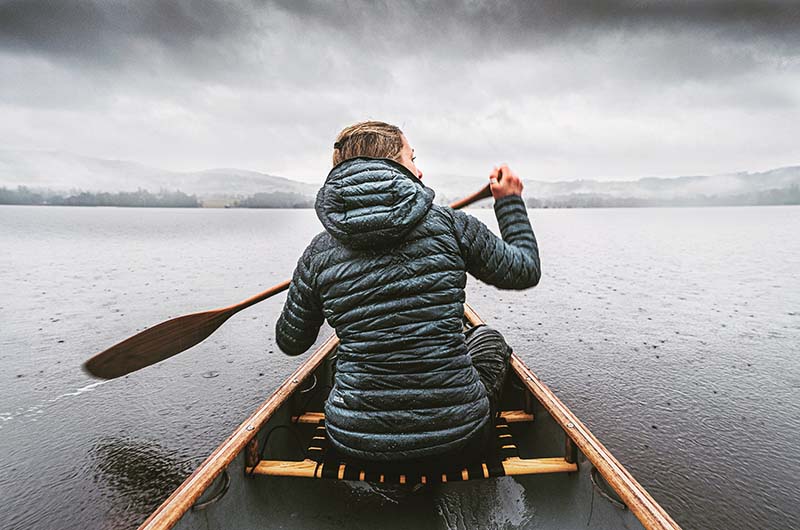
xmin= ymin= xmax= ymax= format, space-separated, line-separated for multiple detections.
xmin=247 ymin=411 xmax=577 ymax=484
xmin=291 ymin=410 xmax=534 ymax=425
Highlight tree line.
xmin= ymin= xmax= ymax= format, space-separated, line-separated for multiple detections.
xmin=524 ymin=185 xmax=800 ymax=208
xmin=4 ymin=184 xmax=798 ymax=209
xmin=0 ymin=187 xmax=314 ymax=208
xmin=0 ymin=186 xmax=200 ymax=207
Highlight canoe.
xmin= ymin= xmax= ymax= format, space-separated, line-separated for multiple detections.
xmin=138 ymin=303 xmax=681 ymax=530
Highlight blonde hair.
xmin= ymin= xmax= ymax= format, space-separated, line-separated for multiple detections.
xmin=332 ymin=121 xmax=404 ymax=166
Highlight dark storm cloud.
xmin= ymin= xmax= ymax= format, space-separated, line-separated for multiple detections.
xmin=271 ymin=0 xmax=800 ymax=53
xmin=3 ymin=1 xmax=799 ymax=68
xmin=0 ymin=0 xmax=252 ymax=67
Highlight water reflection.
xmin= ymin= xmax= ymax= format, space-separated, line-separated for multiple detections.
xmin=90 ymin=437 xmax=198 ymax=529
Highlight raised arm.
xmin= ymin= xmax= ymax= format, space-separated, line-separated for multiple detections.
xmin=275 ymin=244 xmax=325 ymax=355
xmin=451 ymin=164 xmax=541 ymax=289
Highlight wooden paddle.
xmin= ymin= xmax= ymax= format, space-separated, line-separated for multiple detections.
xmin=83 ymin=181 xmax=496 ymax=379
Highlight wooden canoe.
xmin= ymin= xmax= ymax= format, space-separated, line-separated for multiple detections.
xmin=138 ymin=303 xmax=681 ymax=530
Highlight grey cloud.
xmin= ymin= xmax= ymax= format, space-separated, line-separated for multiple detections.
xmin=0 ymin=0 xmax=798 ymax=182
xmin=0 ymin=0 xmax=253 ymax=70
xmin=1 ymin=0 xmax=797 ymax=100
xmin=271 ymin=1 xmax=800 ymax=52
xmin=3 ymin=1 xmax=799 ymax=67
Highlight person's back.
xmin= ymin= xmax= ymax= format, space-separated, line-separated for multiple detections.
xmin=275 ymin=121 xmax=540 ymax=464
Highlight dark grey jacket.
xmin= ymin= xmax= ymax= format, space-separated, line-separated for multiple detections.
xmin=275 ymin=157 xmax=540 ymax=461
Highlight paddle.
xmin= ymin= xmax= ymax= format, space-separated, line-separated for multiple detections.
xmin=83 ymin=181 xmax=497 ymax=379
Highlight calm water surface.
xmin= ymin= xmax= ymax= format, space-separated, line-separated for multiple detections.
xmin=1 ymin=205 xmax=798 ymax=529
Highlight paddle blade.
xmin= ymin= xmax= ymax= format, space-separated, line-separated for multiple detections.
xmin=84 ymin=309 xmax=234 ymax=379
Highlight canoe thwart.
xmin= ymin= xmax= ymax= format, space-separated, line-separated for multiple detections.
xmin=248 ymin=414 xmax=568 ymax=486
xmin=291 ymin=410 xmax=534 ymax=424
xmin=246 ymin=456 xmax=576 ymax=483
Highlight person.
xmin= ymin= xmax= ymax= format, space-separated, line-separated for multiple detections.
xmin=275 ymin=121 xmax=540 ymax=468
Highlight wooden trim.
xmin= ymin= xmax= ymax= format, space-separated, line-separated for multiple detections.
xmin=499 ymin=410 xmax=534 ymax=423
xmin=463 ymin=302 xmax=486 ymax=326
xmin=565 ymin=436 xmax=578 ymax=465
xmin=246 ymin=458 xmax=320 ymax=478
xmin=292 ymin=410 xmax=533 ymax=424
xmin=141 ymin=303 xmax=680 ymax=530
xmin=502 ymin=457 xmax=577 ymax=475
xmin=292 ymin=411 xmax=325 ymax=424
xmin=463 ymin=303 xmax=681 ymax=530
xmin=245 ymin=437 xmax=259 ymax=470
xmin=248 ymin=456 xmax=575 ymax=479
xmin=137 ymin=333 xmax=340 ymax=530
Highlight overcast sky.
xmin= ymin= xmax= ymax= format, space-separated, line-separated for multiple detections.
xmin=1 ymin=0 xmax=799 ymax=184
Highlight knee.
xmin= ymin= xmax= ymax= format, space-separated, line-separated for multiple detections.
xmin=468 ymin=325 xmax=504 ymax=341
xmin=466 ymin=325 xmax=510 ymax=353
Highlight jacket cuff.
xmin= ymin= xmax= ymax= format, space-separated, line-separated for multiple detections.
xmin=493 ymin=194 xmax=526 ymax=213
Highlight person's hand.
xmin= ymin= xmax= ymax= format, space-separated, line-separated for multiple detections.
xmin=490 ymin=164 xmax=523 ymax=199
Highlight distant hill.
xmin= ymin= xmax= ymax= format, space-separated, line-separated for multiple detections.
xmin=433 ymin=167 xmax=800 ymax=207
xmin=1 ymin=149 xmax=798 ymax=208
xmin=0 ymin=150 xmax=318 ymax=202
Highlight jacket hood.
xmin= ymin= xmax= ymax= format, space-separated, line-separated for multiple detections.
xmin=315 ymin=157 xmax=435 ymax=249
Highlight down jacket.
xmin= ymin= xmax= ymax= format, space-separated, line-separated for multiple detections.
xmin=275 ymin=157 xmax=540 ymax=461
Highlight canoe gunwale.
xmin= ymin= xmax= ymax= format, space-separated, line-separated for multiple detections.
xmin=138 ymin=305 xmax=681 ymax=530
xmin=465 ymin=303 xmax=680 ymax=530
xmin=137 ymin=333 xmax=338 ymax=530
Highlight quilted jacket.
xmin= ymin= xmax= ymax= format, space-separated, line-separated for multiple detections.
xmin=275 ymin=157 xmax=540 ymax=461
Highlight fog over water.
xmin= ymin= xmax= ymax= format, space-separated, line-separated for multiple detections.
xmin=1 ymin=205 xmax=798 ymax=530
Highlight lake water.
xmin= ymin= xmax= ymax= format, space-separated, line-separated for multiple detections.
xmin=1 ymin=205 xmax=798 ymax=530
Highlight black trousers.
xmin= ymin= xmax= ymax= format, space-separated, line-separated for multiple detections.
xmin=465 ymin=325 xmax=513 ymax=419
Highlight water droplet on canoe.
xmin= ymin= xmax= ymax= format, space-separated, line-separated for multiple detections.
xmin=202 ymin=371 xmax=220 ymax=379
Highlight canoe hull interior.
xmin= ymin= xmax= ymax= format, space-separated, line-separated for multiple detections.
xmin=168 ymin=353 xmax=645 ymax=530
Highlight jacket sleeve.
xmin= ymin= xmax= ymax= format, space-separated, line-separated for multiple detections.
xmin=275 ymin=244 xmax=325 ymax=356
xmin=451 ymin=194 xmax=541 ymax=289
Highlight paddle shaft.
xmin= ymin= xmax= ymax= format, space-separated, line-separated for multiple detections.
xmin=198 ymin=181 xmax=494 ymax=316
xmin=83 ymin=181 xmax=495 ymax=379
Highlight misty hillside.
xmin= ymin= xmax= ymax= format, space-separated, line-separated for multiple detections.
xmin=0 ymin=150 xmax=318 ymax=199
xmin=433 ymin=166 xmax=800 ymax=206
xmin=1 ymin=149 xmax=798 ymax=208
